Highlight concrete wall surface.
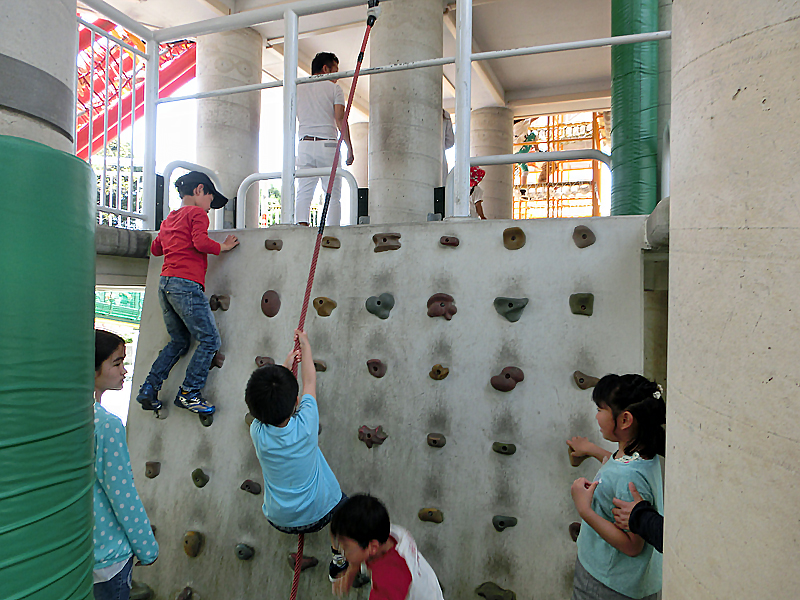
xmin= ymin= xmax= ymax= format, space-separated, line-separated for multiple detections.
xmin=127 ymin=216 xmax=648 ymax=599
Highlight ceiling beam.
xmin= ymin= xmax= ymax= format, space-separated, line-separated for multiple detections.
xmin=443 ymin=9 xmax=504 ymax=107
xmin=506 ymin=88 xmax=611 ymax=117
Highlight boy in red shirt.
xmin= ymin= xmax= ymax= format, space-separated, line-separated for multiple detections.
xmin=136 ymin=171 xmax=239 ymax=415
xmin=330 ymin=495 xmax=445 ymax=600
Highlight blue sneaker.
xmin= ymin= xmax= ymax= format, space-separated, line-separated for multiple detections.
xmin=174 ymin=389 xmax=215 ymax=414
xmin=136 ymin=382 xmax=162 ymax=411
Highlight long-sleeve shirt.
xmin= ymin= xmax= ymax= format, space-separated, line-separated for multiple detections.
xmin=629 ymin=500 xmax=664 ymax=553
xmin=151 ymin=205 xmax=220 ymax=289
xmin=93 ymin=404 xmax=158 ymax=570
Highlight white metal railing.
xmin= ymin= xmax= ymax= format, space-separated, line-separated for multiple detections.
xmin=79 ymin=0 xmax=671 ymax=228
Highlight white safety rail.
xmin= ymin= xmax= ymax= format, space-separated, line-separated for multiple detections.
xmin=75 ymin=16 xmax=148 ymax=229
xmin=78 ymin=0 xmax=671 ymax=229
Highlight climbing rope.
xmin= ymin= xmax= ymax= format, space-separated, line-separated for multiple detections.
xmin=289 ymin=4 xmax=379 ymax=600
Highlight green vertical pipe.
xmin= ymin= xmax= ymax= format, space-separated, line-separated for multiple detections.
xmin=610 ymin=0 xmax=659 ymax=215
xmin=0 ymin=135 xmax=95 ymax=600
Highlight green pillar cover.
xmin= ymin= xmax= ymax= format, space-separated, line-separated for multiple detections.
xmin=611 ymin=0 xmax=659 ymax=215
xmin=0 ymin=135 xmax=96 ymax=600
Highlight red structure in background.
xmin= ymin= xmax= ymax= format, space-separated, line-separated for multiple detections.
xmin=75 ymin=19 xmax=196 ymax=160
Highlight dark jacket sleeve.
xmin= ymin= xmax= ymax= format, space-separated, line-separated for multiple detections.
xmin=628 ymin=500 xmax=663 ymax=553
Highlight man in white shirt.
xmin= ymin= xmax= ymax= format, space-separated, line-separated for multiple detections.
xmin=295 ymin=52 xmax=354 ymax=227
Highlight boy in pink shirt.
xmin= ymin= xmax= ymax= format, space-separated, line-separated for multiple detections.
xmin=136 ymin=171 xmax=238 ymax=415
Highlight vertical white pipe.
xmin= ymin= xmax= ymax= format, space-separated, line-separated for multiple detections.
xmin=454 ymin=0 xmax=472 ymax=216
xmin=88 ymin=31 xmax=95 ymax=167
xmin=73 ymin=23 xmax=80 ymax=154
xmin=116 ymin=45 xmax=123 ymax=219
xmin=281 ymin=9 xmax=298 ymax=225
xmin=102 ymin=42 xmax=110 ymax=216
xmin=142 ymin=39 xmax=159 ymax=229
xmin=130 ymin=53 xmax=137 ymax=219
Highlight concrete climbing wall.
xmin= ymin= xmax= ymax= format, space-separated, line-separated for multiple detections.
xmin=127 ymin=216 xmax=648 ymax=600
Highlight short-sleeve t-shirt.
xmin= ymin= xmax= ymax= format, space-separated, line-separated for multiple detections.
xmin=576 ymin=453 xmax=664 ymax=598
xmin=297 ymin=80 xmax=345 ymax=139
xmin=250 ymin=394 xmax=342 ymax=527
xmin=368 ymin=525 xmax=444 ymax=600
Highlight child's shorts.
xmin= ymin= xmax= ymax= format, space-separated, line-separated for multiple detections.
xmin=571 ymin=558 xmax=658 ymax=600
xmin=268 ymin=493 xmax=347 ymax=535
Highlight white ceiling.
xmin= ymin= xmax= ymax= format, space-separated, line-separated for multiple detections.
xmin=84 ymin=0 xmax=613 ymax=119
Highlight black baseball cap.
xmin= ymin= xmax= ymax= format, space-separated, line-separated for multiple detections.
xmin=175 ymin=171 xmax=230 ymax=209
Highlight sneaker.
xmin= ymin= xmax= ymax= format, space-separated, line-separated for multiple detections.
xmin=174 ymin=389 xmax=215 ymax=414
xmin=329 ymin=549 xmax=349 ymax=582
xmin=136 ymin=382 xmax=162 ymax=411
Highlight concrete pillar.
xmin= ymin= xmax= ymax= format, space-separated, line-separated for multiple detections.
xmin=665 ymin=2 xmax=800 ymax=598
xmin=196 ymin=29 xmax=261 ymax=229
xmin=0 ymin=0 xmax=77 ymax=152
xmin=470 ymin=106 xmax=513 ymax=219
xmin=349 ymin=121 xmax=369 ymax=187
xmin=368 ymin=0 xmax=443 ymax=223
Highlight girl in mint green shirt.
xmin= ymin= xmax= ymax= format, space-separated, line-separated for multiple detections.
xmin=567 ymin=374 xmax=666 ymax=600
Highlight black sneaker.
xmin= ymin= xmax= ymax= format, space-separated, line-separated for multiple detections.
xmin=136 ymin=382 xmax=162 ymax=411
xmin=174 ymin=389 xmax=215 ymax=414
xmin=329 ymin=549 xmax=348 ymax=582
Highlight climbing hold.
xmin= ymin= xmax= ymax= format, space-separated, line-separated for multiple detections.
xmin=288 ymin=553 xmax=319 ymax=571
xmin=439 ymin=235 xmax=460 ymax=247
xmin=183 ymin=532 xmax=204 ymax=558
xmin=313 ymin=296 xmax=337 ymax=317
xmin=191 ymin=468 xmax=209 ymax=488
xmin=569 ymin=522 xmax=581 ymax=542
xmin=568 ymin=445 xmax=590 ymax=467
xmin=429 ymin=364 xmax=449 ymax=380
xmin=372 ymin=232 xmax=401 ymax=252
xmin=322 ymin=236 xmax=341 ymax=249
xmin=490 ymin=367 xmax=525 ymax=392
xmin=129 ymin=581 xmax=153 ymax=600
xmin=502 ymin=227 xmax=526 ymax=250
xmin=573 ymin=370 xmax=599 ymax=390
xmin=241 ymin=479 xmax=262 ymax=495
xmin=493 ymin=297 xmax=529 ymax=323
xmin=573 ymin=225 xmax=596 ymax=248
xmin=255 ymin=356 xmax=275 ymax=368
xmin=312 ymin=359 xmax=327 ymax=373
xmin=427 ymin=433 xmax=446 ymax=448
xmin=245 ymin=413 xmax=255 ymax=426
xmin=367 ymin=359 xmax=387 ymax=378
xmin=264 ymin=239 xmax=283 ymax=251
xmin=475 ymin=581 xmax=517 ymax=600
xmin=199 ymin=412 xmax=214 ymax=427
xmin=261 ymin=290 xmax=281 ymax=317
xmin=491 ymin=442 xmax=516 ymax=455
xmin=492 ymin=516 xmax=518 ymax=532
xmin=353 ymin=572 xmax=372 ymax=589
xmin=418 ymin=508 xmax=444 ymax=524
xmin=209 ymin=294 xmax=230 ymax=311
xmin=358 ymin=425 xmax=388 ymax=448
xmin=144 ymin=461 xmax=160 ymax=478
xmin=150 ymin=525 xmax=157 ymax=536
xmin=427 ymin=293 xmax=457 ymax=320
xmin=569 ymin=293 xmax=594 ymax=316
xmin=175 ymin=586 xmax=193 ymax=600
xmin=235 ymin=543 xmax=255 ymax=560
xmin=365 ymin=293 xmax=395 ymax=319
xmin=209 ymin=351 xmax=225 ymax=369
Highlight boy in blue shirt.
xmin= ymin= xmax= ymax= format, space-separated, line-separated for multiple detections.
xmin=245 ymin=329 xmax=347 ymax=581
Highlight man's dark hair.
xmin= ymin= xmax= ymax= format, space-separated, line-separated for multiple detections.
xmin=245 ymin=365 xmax=299 ymax=425
xmin=311 ymin=52 xmax=339 ymax=75
xmin=330 ymin=494 xmax=390 ymax=549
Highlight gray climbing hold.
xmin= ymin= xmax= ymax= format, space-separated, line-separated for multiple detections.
xmin=235 ymin=543 xmax=255 ymax=560
xmin=476 ymin=581 xmax=517 ymax=600
xmin=491 ymin=442 xmax=516 ymax=456
xmin=569 ymin=293 xmax=594 ymax=316
xmin=573 ymin=225 xmax=596 ymax=248
xmin=493 ymin=297 xmax=529 ymax=322
xmin=492 ymin=515 xmax=518 ymax=532
xmin=240 ymin=479 xmax=262 ymax=495
xmin=145 ymin=461 xmax=160 ymax=478
xmin=365 ymin=293 xmax=395 ymax=319
xmin=427 ymin=433 xmax=446 ymax=448
xmin=265 ymin=239 xmax=283 ymax=251
xmin=199 ymin=412 xmax=214 ymax=427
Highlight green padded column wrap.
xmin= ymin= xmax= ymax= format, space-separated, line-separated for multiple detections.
xmin=610 ymin=0 xmax=659 ymax=215
xmin=0 ymin=135 xmax=95 ymax=600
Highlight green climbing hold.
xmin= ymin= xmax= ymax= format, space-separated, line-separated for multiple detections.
xmin=492 ymin=442 xmax=516 ymax=455
xmin=476 ymin=581 xmax=517 ymax=600
xmin=365 ymin=293 xmax=395 ymax=319
xmin=569 ymin=293 xmax=594 ymax=316
xmin=493 ymin=297 xmax=529 ymax=322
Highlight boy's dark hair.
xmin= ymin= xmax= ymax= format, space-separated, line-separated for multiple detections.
xmin=245 ymin=365 xmax=299 ymax=425
xmin=95 ymin=329 xmax=126 ymax=371
xmin=330 ymin=494 xmax=390 ymax=549
xmin=311 ymin=52 xmax=339 ymax=75
xmin=176 ymin=180 xmax=204 ymax=199
xmin=592 ymin=374 xmax=666 ymax=459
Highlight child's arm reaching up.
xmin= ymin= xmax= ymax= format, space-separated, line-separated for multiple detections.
xmin=294 ymin=329 xmax=316 ymax=400
xmin=567 ymin=436 xmax=612 ymax=463
xmin=571 ymin=478 xmax=645 ymax=557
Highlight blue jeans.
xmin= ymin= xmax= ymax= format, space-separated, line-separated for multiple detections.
xmin=93 ymin=557 xmax=133 ymax=600
xmin=145 ymin=276 xmax=221 ymax=393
